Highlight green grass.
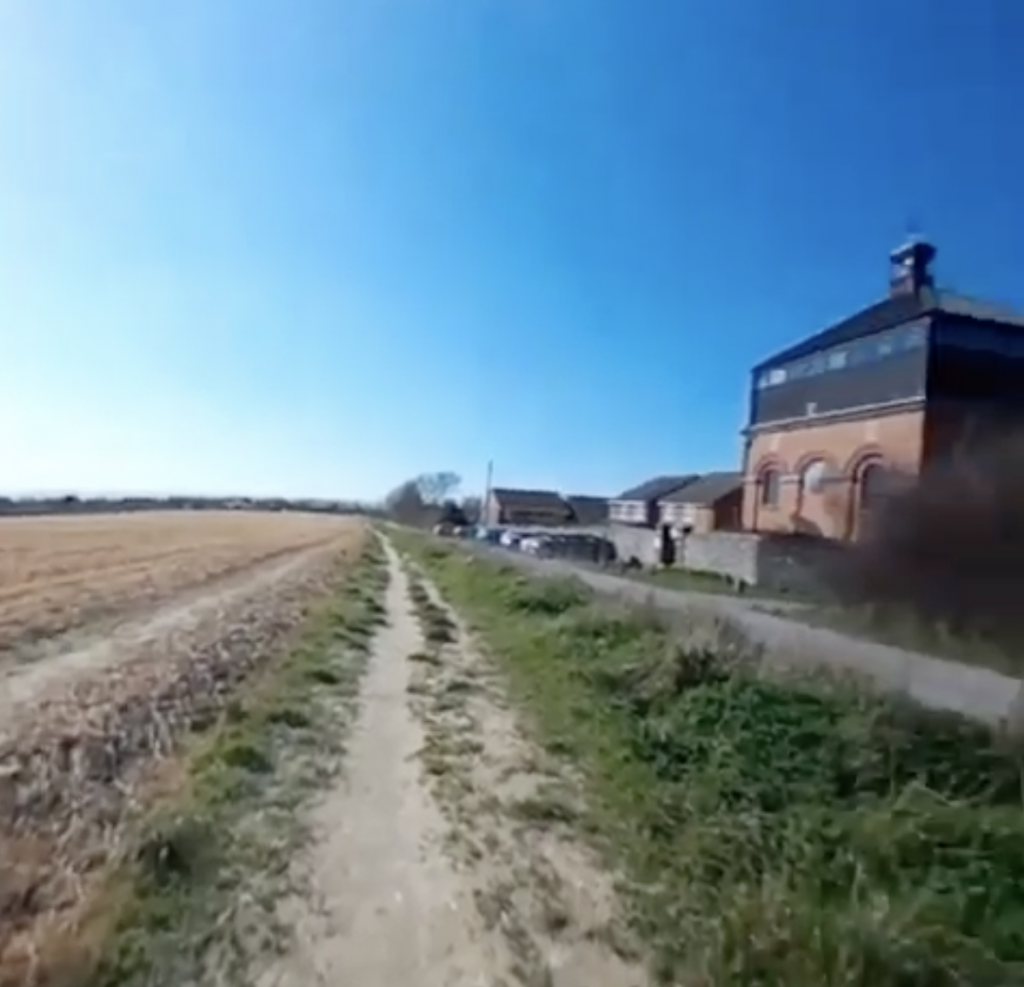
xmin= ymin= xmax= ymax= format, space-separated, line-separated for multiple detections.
xmin=403 ymin=564 xmax=458 ymax=646
xmin=393 ymin=531 xmax=1024 ymax=987
xmin=85 ymin=536 xmax=389 ymax=987
xmin=621 ymin=563 xmax=817 ymax=604
xmin=625 ymin=565 xmax=757 ymax=597
xmin=777 ymin=601 xmax=1024 ymax=677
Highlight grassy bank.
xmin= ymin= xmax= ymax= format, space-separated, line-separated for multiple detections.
xmin=393 ymin=531 xmax=1024 ymax=987
xmin=77 ymin=535 xmax=389 ymax=987
xmin=621 ymin=564 xmax=790 ymax=601
xmin=777 ymin=601 xmax=1024 ymax=678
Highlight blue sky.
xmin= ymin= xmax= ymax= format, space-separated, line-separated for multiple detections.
xmin=1 ymin=1 xmax=1021 ymax=501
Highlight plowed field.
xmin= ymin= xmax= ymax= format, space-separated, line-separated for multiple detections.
xmin=0 ymin=511 xmax=356 ymax=651
xmin=0 ymin=511 xmax=366 ymax=984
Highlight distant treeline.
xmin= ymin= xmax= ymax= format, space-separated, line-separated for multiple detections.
xmin=0 ymin=495 xmax=385 ymax=518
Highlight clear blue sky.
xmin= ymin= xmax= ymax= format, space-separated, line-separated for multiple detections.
xmin=1 ymin=1 xmax=1021 ymax=501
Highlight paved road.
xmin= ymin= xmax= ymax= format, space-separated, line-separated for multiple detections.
xmin=467 ymin=542 xmax=1024 ymax=730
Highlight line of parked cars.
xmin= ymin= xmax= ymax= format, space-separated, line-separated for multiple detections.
xmin=490 ymin=527 xmax=617 ymax=564
xmin=431 ymin=521 xmax=616 ymax=564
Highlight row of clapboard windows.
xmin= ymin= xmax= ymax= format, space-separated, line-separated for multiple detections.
xmin=755 ymin=322 xmax=928 ymax=390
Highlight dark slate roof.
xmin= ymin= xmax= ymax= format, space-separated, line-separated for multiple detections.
xmin=614 ymin=474 xmax=700 ymax=503
xmin=659 ymin=472 xmax=743 ymax=506
xmin=565 ymin=495 xmax=608 ymax=525
xmin=754 ymin=289 xmax=1024 ymax=371
xmin=490 ymin=487 xmax=568 ymax=510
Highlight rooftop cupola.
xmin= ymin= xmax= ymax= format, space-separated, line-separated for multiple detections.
xmin=889 ymin=237 xmax=936 ymax=298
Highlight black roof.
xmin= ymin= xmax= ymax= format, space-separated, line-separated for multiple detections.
xmin=614 ymin=474 xmax=699 ymax=502
xmin=565 ymin=494 xmax=608 ymax=524
xmin=490 ymin=487 xmax=568 ymax=510
xmin=659 ymin=472 xmax=742 ymax=506
xmin=754 ymin=288 xmax=1024 ymax=372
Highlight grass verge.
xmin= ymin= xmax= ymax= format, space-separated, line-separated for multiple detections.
xmin=397 ymin=549 xmax=645 ymax=986
xmin=77 ymin=535 xmax=389 ymax=987
xmin=776 ymin=601 xmax=1024 ymax=677
xmin=393 ymin=531 xmax=1024 ymax=987
xmin=619 ymin=564 xmax=784 ymax=600
xmin=404 ymin=569 xmax=457 ymax=647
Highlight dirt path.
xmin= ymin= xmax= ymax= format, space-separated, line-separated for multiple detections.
xmin=257 ymin=541 xmax=646 ymax=987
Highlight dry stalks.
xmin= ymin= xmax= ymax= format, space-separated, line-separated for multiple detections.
xmin=0 ymin=521 xmax=365 ymax=986
xmin=0 ymin=512 xmax=353 ymax=649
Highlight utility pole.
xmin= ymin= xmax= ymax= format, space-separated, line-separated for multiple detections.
xmin=482 ymin=459 xmax=494 ymax=528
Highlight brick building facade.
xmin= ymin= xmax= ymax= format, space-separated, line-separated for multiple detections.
xmin=741 ymin=239 xmax=1024 ymax=540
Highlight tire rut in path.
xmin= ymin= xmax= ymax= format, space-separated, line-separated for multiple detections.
xmin=256 ymin=542 xmax=506 ymax=987
xmin=403 ymin=555 xmax=648 ymax=987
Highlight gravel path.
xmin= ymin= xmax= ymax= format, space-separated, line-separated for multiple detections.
xmin=470 ymin=543 xmax=1024 ymax=730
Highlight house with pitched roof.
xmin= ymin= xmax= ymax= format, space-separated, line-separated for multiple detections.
xmin=483 ymin=487 xmax=573 ymax=527
xmin=608 ymin=475 xmax=699 ymax=527
xmin=657 ymin=472 xmax=743 ymax=533
xmin=565 ymin=494 xmax=608 ymax=526
xmin=743 ymin=238 xmax=1024 ymax=539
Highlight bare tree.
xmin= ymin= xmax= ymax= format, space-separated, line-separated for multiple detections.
xmin=383 ymin=479 xmax=428 ymax=525
xmin=416 ymin=471 xmax=461 ymax=505
xmin=460 ymin=495 xmax=482 ymax=525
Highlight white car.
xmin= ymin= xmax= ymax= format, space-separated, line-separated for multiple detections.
xmin=520 ymin=535 xmax=551 ymax=555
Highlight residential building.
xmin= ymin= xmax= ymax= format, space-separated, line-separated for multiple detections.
xmin=565 ymin=494 xmax=608 ymax=526
xmin=743 ymin=238 xmax=1024 ymax=540
xmin=609 ymin=475 xmax=698 ymax=527
xmin=483 ymin=487 xmax=573 ymax=527
xmin=657 ymin=472 xmax=743 ymax=533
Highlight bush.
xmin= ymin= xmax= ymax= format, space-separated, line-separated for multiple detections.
xmin=831 ymin=433 xmax=1024 ymax=652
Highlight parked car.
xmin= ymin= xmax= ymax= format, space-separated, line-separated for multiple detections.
xmin=520 ymin=535 xmax=551 ymax=555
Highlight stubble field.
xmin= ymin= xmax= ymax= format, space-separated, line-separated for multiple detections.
xmin=0 ymin=510 xmax=367 ymax=985
xmin=0 ymin=511 xmax=356 ymax=651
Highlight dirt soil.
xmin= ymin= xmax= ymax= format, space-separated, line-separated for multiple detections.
xmin=0 ymin=545 xmax=339 ymax=738
xmin=257 ymin=541 xmax=647 ymax=987
xmin=0 ymin=511 xmax=350 ymax=651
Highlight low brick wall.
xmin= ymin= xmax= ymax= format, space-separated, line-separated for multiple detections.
xmin=484 ymin=523 xmax=843 ymax=591
xmin=607 ymin=524 xmax=661 ymax=567
xmin=679 ymin=531 xmax=846 ymax=597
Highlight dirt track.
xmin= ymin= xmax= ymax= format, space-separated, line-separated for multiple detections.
xmin=258 ymin=541 xmax=646 ymax=987
xmin=0 ymin=545 xmax=340 ymax=739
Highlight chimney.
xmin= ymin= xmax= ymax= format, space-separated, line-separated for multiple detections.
xmin=889 ymin=238 xmax=936 ymax=298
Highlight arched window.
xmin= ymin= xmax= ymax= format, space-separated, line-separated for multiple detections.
xmin=759 ymin=468 xmax=781 ymax=507
xmin=859 ymin=461 xmax=886 ymax=509
xmin=800 ymin=459 xmax=827 ymax=495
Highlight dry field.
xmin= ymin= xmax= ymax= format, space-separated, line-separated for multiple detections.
xmin=0 ymin=511 xmax=367 ymax=985
xmin=0 ymin=511 xmax=355 ymax=652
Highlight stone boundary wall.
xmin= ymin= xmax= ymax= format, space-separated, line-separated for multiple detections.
xmin=680 ymin=531 xmax=847 ymax=596
xmin=479 ymin=522 xmax=844 ymax=594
